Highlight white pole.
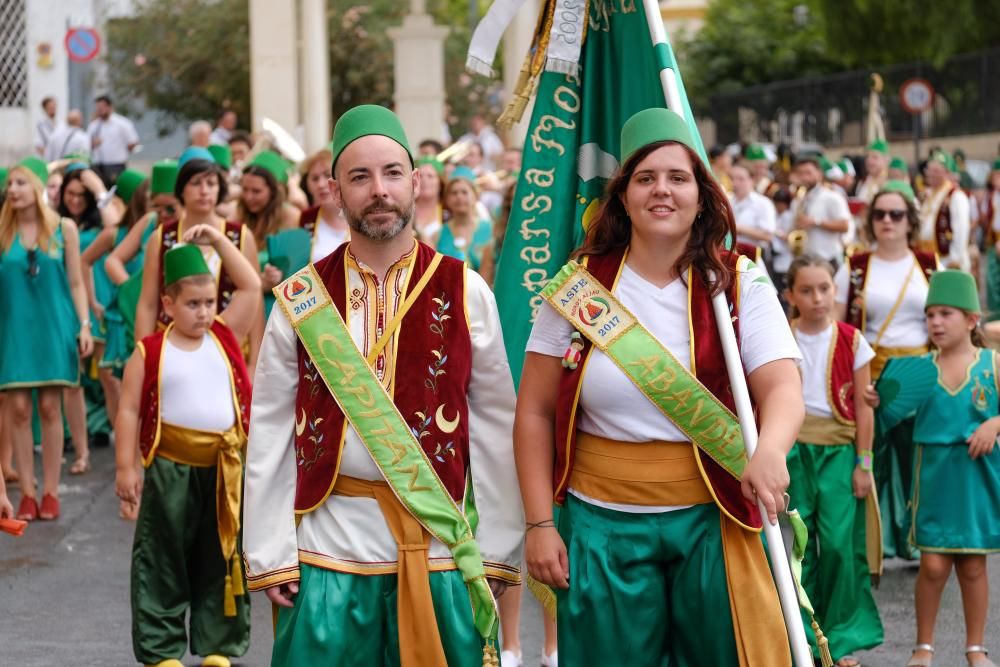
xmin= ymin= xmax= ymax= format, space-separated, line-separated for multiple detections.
xmin=640 ymin=1 xmax=814 ymax=665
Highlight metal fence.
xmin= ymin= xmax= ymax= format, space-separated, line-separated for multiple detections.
xmin=708 ymin=48 xmax=1000 ymax=148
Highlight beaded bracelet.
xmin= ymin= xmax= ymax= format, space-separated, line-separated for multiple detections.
xmin=855 ymin=450 xmax=873 ymax=472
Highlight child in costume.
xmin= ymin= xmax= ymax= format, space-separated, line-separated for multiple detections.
xmin=784 ymin=254 xmax=884 ymax=667
xmin=114 ymin=223 xmax=260 ymax=667
xmin=875 ymin=270 xmax=1000 ymax=667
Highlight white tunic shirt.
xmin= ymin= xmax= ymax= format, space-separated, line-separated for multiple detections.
xmin=526 ymin=260 xmax=801 ymax=513
xmin=793 ymin=185 xmax=852 ymax=261
xmin=87 ymin=113 xmax=139 ymax=164
xmin=159 ymin=334 xmax=236 ymax=431
xmin=795 ymin=323 xmax=874 ymax=419
xmin=310 ymin=218 xmax=349 ymax=263
xmin=731 ymin=190 xmax=777 ymax=247
xmin=243 ymin=250 xmax=522 ymax=583
xmin=834 ymin=254 xmax=934 ymax=348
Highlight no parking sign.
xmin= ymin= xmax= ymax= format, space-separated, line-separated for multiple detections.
xmin=64 ymin=27 xmax=101 ymax=63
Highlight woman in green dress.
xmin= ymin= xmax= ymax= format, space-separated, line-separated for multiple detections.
xmin=1 ymin=158 xmax=93 ymax=521
xmin=436 ymin=166 xmax=493 ymax=273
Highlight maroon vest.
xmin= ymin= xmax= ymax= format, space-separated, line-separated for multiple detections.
xmin=828 ymin=321 xmax=861 ymax=425
xmin=553 ymin=248 xmax=762 ymax=529
xmin=932 ymin=186 xmax=955 ymax=255
xmin=292 ymin=242 xmax=474 ymax=513
xmin=157 ymin=220 xmax=246 ymax=327
xmin=845 ymin=251 xmax=936 ymax=332
xmin=300 ymin=205 xmax=320 ymax=234
xmin=137 ymin=319 xmax=252 ymax=463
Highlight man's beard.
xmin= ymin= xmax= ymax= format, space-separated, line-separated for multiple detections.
xmin=344 ymin=198 xmax=414 ymax=241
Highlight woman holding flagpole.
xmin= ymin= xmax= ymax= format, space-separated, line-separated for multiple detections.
xmin=514 ymin=108 xmax=803 ymax=666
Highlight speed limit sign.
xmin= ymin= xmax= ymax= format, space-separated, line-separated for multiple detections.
xmin=900 ymin=78 xmax=935 ymax=114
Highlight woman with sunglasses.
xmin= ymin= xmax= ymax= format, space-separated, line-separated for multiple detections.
xmin=834 ymin=181 xmax=940 ymax=560
xmin=0 ymin=157 xmax=93 ymax=521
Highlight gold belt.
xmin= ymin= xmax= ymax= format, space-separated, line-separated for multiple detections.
xmin=569 ymin=432 xmax=713 ymax=506
xmin=333 ymin=475 xmax=447 ymax=667
xmin=797 ymin=414 xmax=857 ymax=445
xmin=872 ymin=344 xmax=930 ymax=380
xmin=156 ymin=422 xmax=246 ymax=616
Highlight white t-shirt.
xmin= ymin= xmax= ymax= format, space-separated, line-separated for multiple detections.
xmin=160 ymin=334 xmax=236 ymax=431
xmin=731 ymin=191 xmax=777 ymax=247
xmin=35 ymin=116 xmax=55 ymax=152
xmin=527 ymin=260 xmax=801 ymax=513
xmin=834 ymin=254 xmax=932 ymax=348
xmin=793 ymin=185 xmax=851 ymax=261
xmin=87 ymin=113 xmax=139 ymax=164
xmin=44 ymin=126 xmax=90 ymax=162
xmin=311 ymin=218 xmax=349 ymax=262
xmin=795 ymin=323 xmax=874 ymax=418
xmin=772 ymin=209 xmax=795 ymax=273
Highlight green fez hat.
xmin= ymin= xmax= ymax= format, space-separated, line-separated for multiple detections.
xmin=178 ymin=146 xmax=215 ymax=169
xmin=208 ymin=144 xmax=233 ymax=170
xmin=448 ymin=165 xmax=478 ymax=185
xmin=866 ymin=139 xmax=889 ymax=155
xmin=248 ymin=150 xmax=289 ymax=184
xmin=115 ymin=168 xmax=146 ymax=205
xmin=17 ymin=156 xmax=48 ymax=185
xmin=928 ymin=149 xmax=956 ymax=173
xmin=620 ymin=108 xmax=695 ymax=166
xmin=0 ymin=167 xmax=7 ymax=191
xmin=837 ymin=158 xmax=856 ymax=176
xmin=151 ymin=160 xmax=179 ymax=195
xmin=925 ymin=269 xmax=980 ymax=314
xmin=64 ymin=162 xmax=88 ymax=174
xmin=415 ymin=155 xmax=445 ymax=176
xmin=744 ymin=144 xmax=767 ymax=162
xmin=330 ymin=104 xmax=412 ymax=173
xmin=878 ymin=179 xmax=916 ymax=204
xmin=889 ymin=156 xmax=908 ymax=172
xmin=163 ymin=244 xmax=211 ymax=287
xmin=992 ymin=158 xmax=1000 ymax=172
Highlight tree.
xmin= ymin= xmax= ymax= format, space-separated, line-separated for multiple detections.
xmin=106 ymin=0 xmax=502 ymax=139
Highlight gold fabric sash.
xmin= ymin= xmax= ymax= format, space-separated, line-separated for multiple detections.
xmin=797 ymin=414 xmax=857 ymax=446
xmin=569 ymin=432 xmax=712 ymax=506
xmin=871 ymin=344 xmax=930 ymax=380
xmin=156 ymin=422 xmax=246 ymax=616
xmin=332 ymin=475 xmax=448 ymax=667
xmin=567 ymin=432 xmax=790 ymax=667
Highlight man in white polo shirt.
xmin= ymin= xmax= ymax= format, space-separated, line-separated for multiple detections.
xmin=730 ymin=162 xmax=776 ymax=258
xmin=88 ymin=94 xmax=139 ymax=187
xmin=792 ymin=153 xmax=852 ymax=266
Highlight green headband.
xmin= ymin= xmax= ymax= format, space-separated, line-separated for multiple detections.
xmin=163 ymin=244 xmax=211 ymax=287
xmin=248 ymin=150 xmax=289 ymax=185
xmin=115 ymin=168 xmax=147 ymax=205
xmin=330 ymin=104 xmax=412 ymax=173
xmin=620 ymin=107 xmax=696 ymax=166
xmin=925 ymin=269 xmax=980 ymax=314
xmin=17 ymin=156 xmax=48 ymax=185
xmin=151 ymin=160 xmax=179 ymax=196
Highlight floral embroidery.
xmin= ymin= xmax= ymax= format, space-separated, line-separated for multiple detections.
xmin=412 ymin=292 xmax=457 ymax=460
xmin=432 ymin=441 xmax=456 ymax=463
xmin=848 ymin=260 xmax=866 ymax=326
xmin=297 ymin=416 xmax=326 ymax=470
xmin=429 ymin=294 xmax=451 ymax=337
xmin=303 ymin=357 xmax=321 ymax=399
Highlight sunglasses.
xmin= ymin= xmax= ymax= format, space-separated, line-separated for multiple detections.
xmin=872 ymin=208 xmax=907 ymax=222
xmin=26 ymin=248 xmax=39 ymax=278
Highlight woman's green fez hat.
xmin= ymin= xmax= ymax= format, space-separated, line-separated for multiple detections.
xmin=620 ymin=108 xmax=695 ymax=165
xmin=151 ymin=160 xmax=179 ymax=196
xmin=925 ymin=270 xmax=980 ymax=314
xmin=116 ymin=168 xmax=147 ymax=205
xmin=163 ymin=244 xmax=211 ymax=287
xmin=330 ymin=105 xmax=412 ymax=172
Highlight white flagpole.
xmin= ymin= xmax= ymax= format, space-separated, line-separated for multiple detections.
xmin=640 ymin=2 xmax=814 ymax=666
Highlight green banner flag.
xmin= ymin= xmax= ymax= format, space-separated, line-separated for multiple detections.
xmin=495 ymin=1 xmax=695 ymax=384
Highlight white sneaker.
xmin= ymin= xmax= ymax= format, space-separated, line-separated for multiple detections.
xmin=500 ymin=649 xmax=523 ymax=667
xmin=541 ymin=650 xmax=558 ymax=667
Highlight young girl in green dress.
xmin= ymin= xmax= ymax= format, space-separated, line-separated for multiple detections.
xmin=1 ymin=158 xmax=93 ymax=521
xmin=877 ymin=270 xmax=1000 ymax=667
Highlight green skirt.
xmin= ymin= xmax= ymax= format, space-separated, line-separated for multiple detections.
xmin=911 ymin=442 xmax=1000 ymax=553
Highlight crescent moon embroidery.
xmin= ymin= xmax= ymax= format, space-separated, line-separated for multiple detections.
xmin=435 ymin=404 xmax=460 ymax=434
xmin=295 ymin=408 xmax=307 ymax=437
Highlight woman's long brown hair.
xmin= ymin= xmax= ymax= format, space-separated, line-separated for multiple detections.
xmin=573 ymin=140 xmax=736 ymax=295
xmin=237 ymin=165 xmax=284 ymax=246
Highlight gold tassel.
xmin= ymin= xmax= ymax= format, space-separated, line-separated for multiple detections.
xmin=223 ymin=575 xmax=236 ymax=617
xmin=231 ymin=557 xmax=244 ymax=597
xmin=482 ymin=644 xmax=499 ymax=667
xmin=526 ymin=575 xmax=557 ymax=620
xmin=812 ymin=619 xmax=834 ymax=667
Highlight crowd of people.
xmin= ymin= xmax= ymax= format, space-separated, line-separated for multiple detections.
xmin=0 ymin=95 xmax=999 ymax=667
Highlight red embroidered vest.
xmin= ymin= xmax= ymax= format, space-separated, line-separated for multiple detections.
xmin=300 ymin=205 xmax=320 ymax=234
xmin=930 ymin=185 xmax=955 ymax=255
xmin=828 ymin=321 xmax=861 ymax=425
xmin=553 ymin=248 xmax=762 ymax=529
xmin=292 ymin=242 xmax=473 ymax=513
xmin=137 ymin=319 xmax=252 ymax=463
xmin=157 ymin=220 xmax=246 ymax=327
xmin=845 ymin=251 xmax=936 ymax=332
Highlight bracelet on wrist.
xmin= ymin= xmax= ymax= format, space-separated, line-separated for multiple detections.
xmin=79 ymin=319 xmax=91 ymax=329
xmin=525 ymin=519 xmax=556 ymax=532
xmin=855 ymin=450 xmax=873 ymax=472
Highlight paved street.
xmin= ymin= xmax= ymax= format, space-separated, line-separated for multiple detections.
xmin=0 ymin=446 xmax=996 ymax=666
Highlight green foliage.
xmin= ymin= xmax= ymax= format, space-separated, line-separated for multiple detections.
xmin=105 ymin=0 xmax=501 ymax=139
xmin=106 ymin=0 xmax=250 ymax=135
